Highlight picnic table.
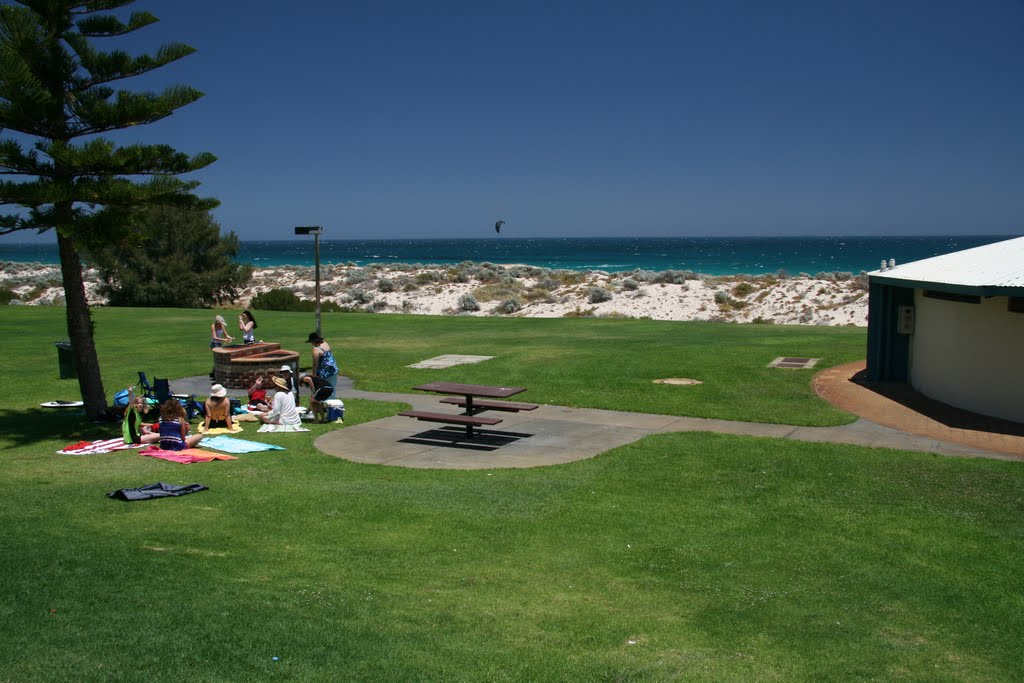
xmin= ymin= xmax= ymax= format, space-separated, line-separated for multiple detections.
xmin=399 ymin=382 xmax=537 ymax=438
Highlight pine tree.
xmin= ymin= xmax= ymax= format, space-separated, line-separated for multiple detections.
xmin=0 ymin=1 xmax=217 ymax=418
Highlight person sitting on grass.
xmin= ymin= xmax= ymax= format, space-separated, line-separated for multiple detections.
xmin=203 ymin=384 xmax=235 ymax=431
xmin=122 ymin=387 xmax=159 ymax=445
xmin=247 ymin=375 xmax=270 ymax=412
xmin=158 ymin=398 xmax=203 ymax=451
xmin=258 ymin=376 xmax=302 ymax=427
xmin=299 ymin=373 xmax=333 ymax=423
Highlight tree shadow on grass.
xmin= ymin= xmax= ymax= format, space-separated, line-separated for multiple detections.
xmin=0 ymin=408 xmax=120 ymax=450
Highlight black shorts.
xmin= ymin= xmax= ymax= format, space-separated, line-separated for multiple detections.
xmin=209 ymin=419 xmax=228 ymax=429
xmin=312 ymin=386 xmax=333 ymax=402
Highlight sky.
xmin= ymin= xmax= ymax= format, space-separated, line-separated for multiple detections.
xmin=5 ymin=0 xmax=1024 ymax=242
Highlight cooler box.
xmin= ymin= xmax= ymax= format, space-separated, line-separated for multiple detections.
xmin=324 ymin=399 xmax=344 ymax=423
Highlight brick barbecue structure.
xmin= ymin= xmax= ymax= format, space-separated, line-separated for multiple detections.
xmin=212 ymin=342 xmax=301 ymax=390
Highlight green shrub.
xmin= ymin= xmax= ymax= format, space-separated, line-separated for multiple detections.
xmin=458 ymin=294 xmax=480 ymax=312
xmin=732 ymin=282 xmax=755 ymax=298
xmin=587 ymin=286 xmax=613 ymax=303
xmin=496 ymin=298 xmax=522 ymax=314
xmin=0 ymin=286 xmax=17 ymax=305
xmin=250 ymin=288 xmax=342 ymax=312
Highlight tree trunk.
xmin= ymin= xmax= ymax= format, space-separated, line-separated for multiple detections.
xmin=57 ymin=231 xmax=108 ymax=419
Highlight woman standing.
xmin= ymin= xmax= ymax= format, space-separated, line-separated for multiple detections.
xmin=238 ymin=310 xmax=258 ymax=344
xmin=210 ymin=315 xmax=234 ymax=348
xmin=306 ymin=332 xmax=339 ymax=396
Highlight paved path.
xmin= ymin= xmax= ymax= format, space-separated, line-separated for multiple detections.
xmin=171 ymin=371 xmax=1024 ymax=470
xmin=317 ymin=376 xmax=1022 ymax=470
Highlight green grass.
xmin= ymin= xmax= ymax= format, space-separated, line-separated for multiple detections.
xmin=1 ymin=307 xmax=1022 ymax=680
xmin=2 ymin=306 xmax=866 ymax=426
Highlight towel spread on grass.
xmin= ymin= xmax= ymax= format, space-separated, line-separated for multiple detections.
xmin=59 ymin=438 xmax=143 ymax=455
xmin=107 ymin=482 xmax=208 ymax=501
xmin=257 ymin=423 xmax=310 ymax=433
xmin=198 ymin=424 xmax=244 ymax=435
xmin=139 ymin=446 xmax=238 ymax=464
xmin=199 ymin=435 xmax=286 ymax=454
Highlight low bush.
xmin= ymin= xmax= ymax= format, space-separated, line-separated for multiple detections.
xmin=249 ymin=287 xmax=342 ymax=312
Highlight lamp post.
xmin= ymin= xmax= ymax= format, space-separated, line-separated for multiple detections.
xmin=294 ymin=226 xmax=324 ymax=335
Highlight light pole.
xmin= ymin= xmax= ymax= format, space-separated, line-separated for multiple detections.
xmin=294 ymin=226 xmax=323 ymax=335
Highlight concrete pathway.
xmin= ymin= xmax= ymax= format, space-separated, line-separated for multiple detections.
xmin=170 ymin=371 xmax=1024 ymax=470
xmin=317 ymin=376 xmax=1021 ymax=470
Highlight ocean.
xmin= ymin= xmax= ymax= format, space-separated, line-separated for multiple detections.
xmin=0 ymin=235 xmax=1015 ymax=276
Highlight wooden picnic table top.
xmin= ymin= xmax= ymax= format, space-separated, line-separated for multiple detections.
xmin=412 ymin=382 xmax=526 ymax=399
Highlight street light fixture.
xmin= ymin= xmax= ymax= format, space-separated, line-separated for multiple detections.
xmin=294 ymin=226 xmax=324 ymax=335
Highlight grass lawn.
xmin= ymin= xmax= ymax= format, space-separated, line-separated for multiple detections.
xmin=1 ymin=307 xmax=1022 ymax=680
xmin=3 ymin=306 xmax=867 ymax=425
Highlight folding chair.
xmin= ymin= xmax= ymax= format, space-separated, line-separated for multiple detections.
xmin=153 ymin=378 xmax=173 ymax=404
xmin=138 ymin=372 xmax=157 ymax=401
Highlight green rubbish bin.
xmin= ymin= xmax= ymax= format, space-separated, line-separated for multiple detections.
xmin=55 ymin=341 xmax=76 ymax=379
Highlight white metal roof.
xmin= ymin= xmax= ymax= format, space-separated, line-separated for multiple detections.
xmin=869 ymin=235 xmax=1024 ymax=294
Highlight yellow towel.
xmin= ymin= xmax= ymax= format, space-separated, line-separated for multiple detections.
xmin=199 ymin=425 xmax=244 ymax=435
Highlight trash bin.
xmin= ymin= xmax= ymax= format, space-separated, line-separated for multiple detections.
xmin=55 ymin=341 xmax=77 ymax=379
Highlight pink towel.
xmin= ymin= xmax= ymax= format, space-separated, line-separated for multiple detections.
xmin=139 ymin=446 xmax=238 ymax=464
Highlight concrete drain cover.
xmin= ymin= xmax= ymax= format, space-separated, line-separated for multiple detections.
xmin=769 ymin=357 xmax=820 ymax=369
xmin=408 ymin=354 xmax=494 ymax=369
xmin=653 ymin=378 xmax=703 ymax=386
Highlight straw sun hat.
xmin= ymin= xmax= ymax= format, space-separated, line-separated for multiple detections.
xmin=272 ymin=376 xmax=290 ymax=391
xmin=210 ymin=384 xmax=227 ymax=398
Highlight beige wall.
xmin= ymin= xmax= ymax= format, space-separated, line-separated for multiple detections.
xmin=910 ymin=292 xmax=1024 ymax=423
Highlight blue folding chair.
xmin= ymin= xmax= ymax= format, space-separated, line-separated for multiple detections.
xmin=138 ymin=372 xmax=157 ymax=401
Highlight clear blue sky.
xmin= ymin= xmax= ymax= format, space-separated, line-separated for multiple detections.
xmin=8 ymin=0 xmax=1024 ymax=241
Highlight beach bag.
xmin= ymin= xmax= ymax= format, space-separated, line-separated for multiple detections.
xmin=113 ymin=389 xmax=130 ymax=408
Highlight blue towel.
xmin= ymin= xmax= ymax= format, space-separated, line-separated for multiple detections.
xmin=200 ymin=435 xmax=286 ymax=454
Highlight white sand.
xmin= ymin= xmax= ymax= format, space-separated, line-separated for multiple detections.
xmin=2 ymin=262 xmax=868 ymax=326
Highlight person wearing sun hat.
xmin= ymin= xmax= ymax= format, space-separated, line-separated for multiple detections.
xmin=276 ymin=363 xmax=297 ymax=397
xmin=306 ymin=332 xmax=339 ymax=398
xmin=203 ymin=383 xmax=234 ymax=431
xmin=258 ymin=375 xmax=301 ymax=427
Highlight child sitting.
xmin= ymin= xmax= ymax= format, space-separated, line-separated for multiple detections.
xmin=158 ymin=398 xmax=204 ymax=451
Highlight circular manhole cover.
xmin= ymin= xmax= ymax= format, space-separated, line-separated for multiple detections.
xmin=652 ymin=378 xmax=703 ymax=386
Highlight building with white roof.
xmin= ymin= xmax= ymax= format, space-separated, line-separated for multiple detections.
xmin=866 ymin=235 xmax=1024 ymax=423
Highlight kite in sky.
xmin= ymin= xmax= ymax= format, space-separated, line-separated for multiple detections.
xmin=495 ymin=220 xmax=505 ymax=234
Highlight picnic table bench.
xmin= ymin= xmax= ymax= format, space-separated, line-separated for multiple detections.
xmin=401 ymin=382 xmax=536 ymax=438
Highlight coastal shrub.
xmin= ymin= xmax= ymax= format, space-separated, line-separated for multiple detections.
xmin=731 ymin=282 xmax=755 ymax=298
xmin=554 ymin=270 xmax=587 ymax=286
xmin=0 ymin=286 xmax=17 ymax=305
xmin=621 ymin=278 xmax=639 ymax=291
xmin=371 ymin=300 xmax=388 ymax=311
xmin=345 ymin=269 xmax=371 ymax=285
xmin=562 ymin=306 xmax=597 ymax=318
xmin=587 ymin=286 xmax=613 ymax=304
xmin=472 ymin=281 xmax=524 ymax=302
xmin=752 ymin=316 xmax=775 ymax=324
xmin=854 ymin=271 xmax=870 ymax=290
xmin=475 ymin=268 xmax=500 ymax=283
xmin=523 ymin=287 xmax=551 ymax=302
xmin=378 ymin=278 xmax=395 ymax=293
xmin=538 ymin=278 xmax=561 ymax=291
xmin=457 ymin=294 xmax=480 ymax=312
xmin=350 ymin=289 xmax=374 ymax=305
xmin=415 ymin=271 xmax=440 ymax=284
xmin=496 ymin=298 xmax=522 ymax=314
xmin=249 ymin=287 xmax=342 ymax=312
xmin=401 ymin=300 xmax=414 ymax=312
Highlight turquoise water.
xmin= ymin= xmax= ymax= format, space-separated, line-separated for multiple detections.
xmin=0 ymin=235 xmax=1014 ymax=275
